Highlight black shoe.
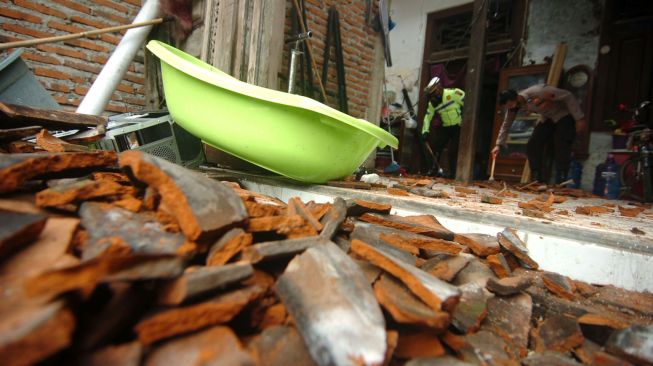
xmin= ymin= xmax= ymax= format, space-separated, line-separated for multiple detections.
xmin=555 ymin=170 xmax=569 ymax=184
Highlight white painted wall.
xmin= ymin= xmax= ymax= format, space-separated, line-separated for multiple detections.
xmin=385 ymin=0 xmax=472 ymax=108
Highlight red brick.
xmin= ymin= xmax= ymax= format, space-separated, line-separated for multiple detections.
xmin=2 ymin=23 xmax=54 ymax=39
xmin=95 ymin=9 xmax=130 ymax=24
xmin=48 ymin=21 xmax=88 ymax=34
xmin=37 ymin=44 xmax=88 ymax=61
xmin=100 ymin=34 xmax=121 ymax=45
xmin=21 ymin=52 xmax=62 ymax=66
xmin=48 ymin=83 xmax=72 ymax=93
xmin=13 ymin=0 xmax=67 ymax=18
xmin=73 ymin=86 xmax=89 ymax=95
xmin=123 ymin=0 xmax=141 ymax=6
xmin=64 ymin=39 xmax=110 ymax=52
xmin=117 ymin=83 xmax=135 ymax=93
xmin=0 ymin=7 xmax=42 ymax=23
xmin=71 ymin=75 xmax=86 ymax=84
xmin=64 ymin=60 xmax=103 ymax=74
xmin=53 ymin=95 xmax=81 ymax=107
xmin=123 ymin=96 xmax=146 ymax=106
xmin=50 ymin=0 xmax=92 ymax=14
xmin=106 ymin=103 xmax=129 ymax=113
xmin=123 ymin=73 xmax=145 ymax=85
xmin=90 ymin=0 xmax=130 ymax=14
xmin=91 ymin=55 xmax=109 ymax=65
xmin=70 ymin=15 xmax=113 ymax=30
xmin=34 ymin=67 xmax=72 ymax=81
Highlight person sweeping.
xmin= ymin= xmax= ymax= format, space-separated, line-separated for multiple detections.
xmin=422 ymin=76 xmax=465 ymax=178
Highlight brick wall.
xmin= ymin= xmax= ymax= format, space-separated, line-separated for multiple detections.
xmin=282 ymin=0 xmax=380 ymax=119
xmin=0 ymin=0 xmax=146 ymax=114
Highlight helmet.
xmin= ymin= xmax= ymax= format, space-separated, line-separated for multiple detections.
xmin=424 ymin=76 xmax=441 ymax=94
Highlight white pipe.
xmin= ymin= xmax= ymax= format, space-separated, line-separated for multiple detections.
xmin=76 ymin=0 xmax=161 ymax=115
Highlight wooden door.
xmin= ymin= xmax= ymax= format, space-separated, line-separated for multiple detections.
xmin=489 ymin=64 xmax=549 ymax=182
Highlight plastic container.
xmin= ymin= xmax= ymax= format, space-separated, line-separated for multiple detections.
xmin=602 ymin=154 xmax=621 ymax=199
xmin=0 ymin=49 xmax=60 ymax=109
xmin=145 ymin=40 xmax=398 ymax=183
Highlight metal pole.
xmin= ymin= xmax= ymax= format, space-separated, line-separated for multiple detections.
xmin=76 ymin=0 xmax=161 ymax=115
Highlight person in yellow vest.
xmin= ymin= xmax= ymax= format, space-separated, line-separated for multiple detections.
xmin=422 ymin=76 xmax=465 ymax=177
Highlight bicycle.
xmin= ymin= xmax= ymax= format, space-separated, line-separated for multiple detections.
xmin=619 ymin=101 xmax=652 ymax=202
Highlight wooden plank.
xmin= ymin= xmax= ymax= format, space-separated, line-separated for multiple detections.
xmin=455 ymin=0 xmax=488 ymax=182
xmin=212 ymin=0 xmax=239 ymax=74
xmin=0 ymin=102 xmax=106 ymax=130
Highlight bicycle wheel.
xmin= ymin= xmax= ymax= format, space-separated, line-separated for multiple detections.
xmin=620 ymin=156 xmax=644 ymax=201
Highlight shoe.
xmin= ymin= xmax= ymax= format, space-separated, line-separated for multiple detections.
xmin=555 ymin=170 xmax=569 ymax=184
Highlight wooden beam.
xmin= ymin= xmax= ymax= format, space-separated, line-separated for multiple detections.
xmin=427 ymin=39 xmax=513 ymax=64
xmin=455 ymin=0 xmax=488 ymax=182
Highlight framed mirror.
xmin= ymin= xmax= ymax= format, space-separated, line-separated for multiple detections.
xmin=489 ymin=64 xmax=550 ymax=182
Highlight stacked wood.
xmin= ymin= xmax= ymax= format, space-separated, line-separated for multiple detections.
xmin=0 ymin=150 xmax=652 ymax=366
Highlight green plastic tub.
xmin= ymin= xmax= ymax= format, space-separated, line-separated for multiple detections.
xmin=146 ymin=40 xmax=398 ymax=183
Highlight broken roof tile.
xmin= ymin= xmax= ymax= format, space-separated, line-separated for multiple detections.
xmin=207 ymin=228 xmax=253 ymax=266
xmin=145 ymin=326 xmax=255 ymax=366
xmin=35 ymin=178 xmax=134 ymax=208
xmin=319 ymin=197 xmax=347 ymax=239
xmin=247 ymin=325 xmax=317 ymax=366
xmin=0 ymin=151 xmax=118 ymax=194
xmin=394 ymin=329 xmax=446 ymax=359
xmin=0 ymin=210 xmax=47 ymax=260
xmin=359 ymin=213 xmax=454 ymax=241
xmin=119 ymin=151 xmax=247 ymax=242
xmin=455 ymin=233 xmax=500 ymax=257
xmin=240 ymin=236 xmax=329 ymax=264
xmin=79 ymin=341 xmax=142 ymax=366
xmin=373 ymin=273 xmax=450 ymax=330
xmin=522 ymin=352 xmax=583 ymax=366
xmin=79 ymin=202 xmax=187 ymax=260
xmin=605 ymin=325 xmax=653 ymax=366
xmin=157 ymin=262 xmax=254 ymax=305
xmin=419 ymin=254 xmax=471 ymax=282
xmin=136 ymin=285 xmax=264 ymax=345
xmin=483 ymin=293 xmax=532 ymax=358
xmin=451 ymin=282 xmax=489 ymax=334
xmin=351 ymin=239 xmax=461 ymax=312
xmin=486 ymin=253 xmax=513 ymax=278
xmin=275 ymin=242 xmax=387 ymax=366
xmin=532 ymin=314 xmax=584 ymax=353
xmin=543 ymin=272 xmax=576 ymax=300
xmin=486 ymin=275 xmax=532 ymax=296
xmin=497 ymin=228 xmax=539 ymax=269
xmin=346 ymin=198 xmax=392 ymax=217
xmin=350 ymin=222 xmax=417 ymax=265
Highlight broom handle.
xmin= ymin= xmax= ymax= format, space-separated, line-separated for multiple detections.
xmin=490 ymin=156 xmax=496 ymax=180
xmin=0 ymin=17 xmax=167 ymax=51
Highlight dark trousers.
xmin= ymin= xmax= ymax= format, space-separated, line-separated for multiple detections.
xmin=431 ymin=124 xmax=460 ymax=177
xmin=527 ymin=114 xmax=576 ymax=174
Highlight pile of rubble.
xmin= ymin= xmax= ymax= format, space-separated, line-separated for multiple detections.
xmin=1 ymin=145 xmax=653 ymax=365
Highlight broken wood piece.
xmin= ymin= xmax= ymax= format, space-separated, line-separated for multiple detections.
xmin=481 ymin=194 xmax=502 ymax=204
xmin=288 ymin=197 xmax=323 ymax=231
xmin=542 ymin=271 xmax=576 ymax=300
xmin=206 ymin=228 xmax=253 ymax=266
xmin=248 ymin=325 xmax=318 ymax=366
xmin=483 ymin=293 xmax=532 ymax=358
xmin=394 ymin=329 xmax=446 ymax=359
xmin=350 ymin=239 xmax=461 ymax=312
xmin=79 ymin=341 xmax=142 ymax=366
xmin=0 ymin=210 xmax=47 ymax=260
xmin=359 ymin=213 xmax=454 ymax=241
xmin=0 ymin=300 xmax=75 ymax=366
xmin=497 ymin=228 xmax=539 ymax=269
xmin=136 ymin=284 xmax=264 ymax=345
xmin=319 ymin=197 xmax=347 ymax=239
xmin=605 ymin=325 xmax=653 ymax=366
xmin=346 ymin=198 xmax=392 ymax=217
xmin=0 ymin=151 xmax=118 ymax=194
xmin=79 ymin=202 xmax=187 ymax=260
xmin=0 ymin=102 xmax=107 ymax=130
xmin=451 ymin=282 xmax=489 ymax=334
xmin=275 ymin=242 xmax=387 ymax=366
xmin=486 ymin=275 xmax=532 ymax=296
xmin=157 ymin=262 xmax=254 ymax=305
xmin=0 ymin=126 xmax=41 ymax=141
xmin=532 ymin=314 xmax=584 ymax=353
xmin=373 ymin=273 xmax=450 ymax=330
xmin=454 ymin=233 xmax=500 ymax=257
xmin=419 ymin=253 xmax=471 ymax=282
xmin=240 ymin=236 xmax=329 ymax=263
xmin=35 ymin=129 xmax=90 ymax=152
xmin=119 ymin=151 xmax=248 ymax=242
xmin=145 ymin=326 xmax=255 ymax=366
xmin=36 ymin=178 xmax=135 ymax=208
xmin=486 ymin=253 xmax=513 ymax=278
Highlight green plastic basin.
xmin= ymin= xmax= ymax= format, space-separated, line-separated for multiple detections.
xmin=146 ymin=40 xmax=398 ymax=183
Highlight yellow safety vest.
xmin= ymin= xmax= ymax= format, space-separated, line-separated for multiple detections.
xmin=422 ymin=88 xmax=465 ymax=133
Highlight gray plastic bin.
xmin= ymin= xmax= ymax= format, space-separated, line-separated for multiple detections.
xmin=0 ymin=48 xmax=60 ymax=109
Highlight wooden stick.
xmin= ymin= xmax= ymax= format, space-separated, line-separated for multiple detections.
xmin=489 ymin=156 xmax=496 ymax=181
xmin=290 ymin=0 xmax=328 ymax=102
xmin=0 ymin=18 xmax=167 ymax=51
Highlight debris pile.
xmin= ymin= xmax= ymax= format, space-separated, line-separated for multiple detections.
xmin=1 ymin=148 xmax=653 ymax=366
